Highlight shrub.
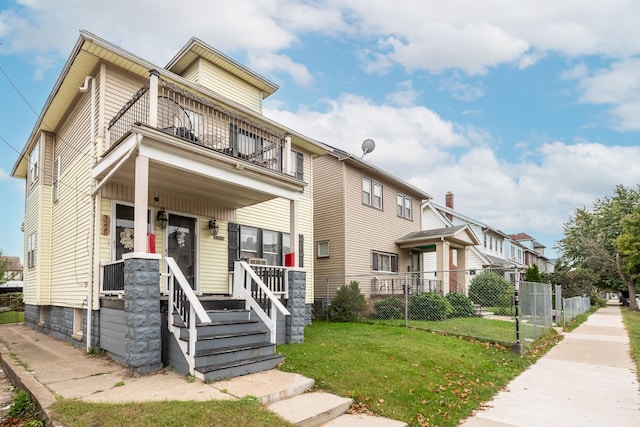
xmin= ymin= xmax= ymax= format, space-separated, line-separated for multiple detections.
xmin=445 ymin=293 xmax=475 ymax=318
xmin=408 ymin=292 xmax=453 ymax=321
xmin=328 ymin=281 xmax=367 ymax=322
xmin=371 ymin=296 xmax=404 ymax=319
xmin=469 ymin=272 xmax=513 ymax=308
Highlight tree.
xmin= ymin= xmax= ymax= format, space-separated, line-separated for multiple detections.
xmin=0 ymin=250 xmax=7 ymax=285
xmin=616 ymin=210 xmax=640 ymax=306
xmin=524 ymin=264 xmax=542 ymax=282
xmin=557 ymin=185 xmax=640 ymax=310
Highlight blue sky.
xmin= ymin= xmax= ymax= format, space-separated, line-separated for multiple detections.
xmin=2 ymin=0 xmax=640 ymax=263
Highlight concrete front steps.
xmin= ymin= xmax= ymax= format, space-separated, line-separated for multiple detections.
xmin=213 ymin=369 xmax=407 ymax=427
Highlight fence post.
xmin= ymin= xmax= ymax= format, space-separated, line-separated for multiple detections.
xmin=404 ymin=273 xmax=409 ymax=328
xmin=512 ymin=281 xmax=523 ymax=354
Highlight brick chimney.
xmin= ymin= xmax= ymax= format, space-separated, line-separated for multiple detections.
xmin=445 ymin=191 xmax=454 ymax=221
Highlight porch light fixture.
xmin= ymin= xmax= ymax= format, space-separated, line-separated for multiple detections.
xmin=157 ymin=208 xmax=168 ymax=229
xmin=208 ymin=218 xmax=219 ymax=237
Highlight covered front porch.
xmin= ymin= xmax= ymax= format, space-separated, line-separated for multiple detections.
xmin=395 ymin=225 xmax=481 ymax=296
xmin=90 ymin=71 xmax=309 ymax=378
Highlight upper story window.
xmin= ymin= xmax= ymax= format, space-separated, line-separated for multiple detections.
xmin=362 ymin=178 xmax=382 ymax=209
xmin=396 ymin=193 xmax=412 ymax=220
xmin=27 ymin=233 xmax=36 ymax=268
xmin=230 ymin=124 xmax=263 ymax=160
xmin=29 ymin=140 xmax=40 ymax=186
xmin=289 ymin=150 xmax=304 ymax=180
xmin=484 ymin=234 xmax=487 ymax=248
xmin=372 ymin=250 xmax=398 ymax=273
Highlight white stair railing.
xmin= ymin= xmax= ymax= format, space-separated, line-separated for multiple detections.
xmin=166 ymin=256 xmax=211 ymax=377
xmin=233 ymin=260 xmax=291 ymax=343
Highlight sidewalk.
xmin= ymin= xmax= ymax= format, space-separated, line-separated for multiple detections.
xmin=460 ymin=304 xmax=640 ymax=427
xmin=0 ymin=323 xmax=406 ymax=426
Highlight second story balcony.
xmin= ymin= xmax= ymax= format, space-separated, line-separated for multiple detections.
xmin=107 ymin=73 xmax=289 ymax=175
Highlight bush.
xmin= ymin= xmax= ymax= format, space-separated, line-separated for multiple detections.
xmin=328 ymin=281 xmax=367 ymax=322
xmin=469 ymin=272 xmax=513 ymax=308
xmin=445 ymin=293 xmax=475 ymax=318
xmin=408 ymin=292 xmax=453 ymax=321
xmin=371 ymin=296 xmax=404 ymax=319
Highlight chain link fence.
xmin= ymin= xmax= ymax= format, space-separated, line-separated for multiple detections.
xmin=562 ymin=296 xmax=591 ymax=325
xmin=317 ymin=272 xmax=557 ymax=347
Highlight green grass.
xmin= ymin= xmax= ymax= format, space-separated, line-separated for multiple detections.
xmin=50 ymin=396 xmax=294 ymax=427
xmin=278 ymin=320 xmax=560 ymax=427
xmin=0 ymin=310 xmax=24 ymax=324
xmin=621 ymin=308 xmax=640 ymax=381
xmin=367 ymin=316 xmax=518 ymax=343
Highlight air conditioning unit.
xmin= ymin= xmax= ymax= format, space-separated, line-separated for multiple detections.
xmin=248 ymin=258 xmax=267 ymax=266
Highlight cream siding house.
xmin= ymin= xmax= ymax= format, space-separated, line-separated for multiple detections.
xmin=12 ymin=31 xmax=329 ymax=380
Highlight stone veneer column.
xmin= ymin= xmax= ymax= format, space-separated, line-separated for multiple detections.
xmin=286 ymin=269 xmax=307 ymax=343
xmin=123 ymin=253 xmax=162 ymax=373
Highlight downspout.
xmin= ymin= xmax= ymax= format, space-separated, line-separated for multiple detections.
xmin=79 ymin=75 xmax=95 ymax=352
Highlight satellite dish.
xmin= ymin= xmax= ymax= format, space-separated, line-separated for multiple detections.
xmin=361 ymin=139 xmax=375 ymax=158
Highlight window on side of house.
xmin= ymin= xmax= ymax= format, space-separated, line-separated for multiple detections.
xmin=53 ymin=156 xmax=60 ymax=202
xmin=317 ymin=240 xmax=329 ymax=258
xmin=362 ymin=178 xmax=371 ymax=205
xmin=27 ymin=233 xmax=36 ymax=268
xmin=289 ymin=150 xmax=304 ymax=180
xmin=372 ymin=250 xmax=398 ymax=273
xmin=396 ymin=193 xmax=412 ymax=219
xmin=372 ymin=182 xmax=382 ymax=209
xmin=29 ymin=140 xmax=40 ymax=186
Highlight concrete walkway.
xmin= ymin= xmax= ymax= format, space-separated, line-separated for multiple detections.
xmin=460 ymin=304 xmax=640 ymax=427
xmin=0 ymin=323 xmax=405 ymax=426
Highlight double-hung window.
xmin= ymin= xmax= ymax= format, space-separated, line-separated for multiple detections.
xmin=396 ymin=193 xmax=412 ymax=219
xmin=289 ymin=150 xmax=304 ymax=179
xmin=29 ymin=140 xmax=40 ymax=187
xmin=230 ymin=124 xmax=262 ymax=160
xmin=27 ymin=233 xmax=36 ymax=268
xmin=372 ymin=250 xmax=398 ymax=273
xmin=362 ymin=178 xmax=383 ymax=209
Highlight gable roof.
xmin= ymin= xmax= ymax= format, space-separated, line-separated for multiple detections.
xmin=12 ymin=30 xmax=329 ymax=178
xmin=329 ymin=148 xmax=432 ymax=201
xmin=1 ymin=256 xmax=22 ymax=271
xmin=165 ymin=38 xmax=279 ymax=97
xmin=426 ymin=201 xmax=511 ymax=238
xmin=395 ymin=224 xmax=480 ymax=248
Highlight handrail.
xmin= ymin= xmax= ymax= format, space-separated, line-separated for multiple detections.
xmin=233 ymin=260 xmax=290 ymax=343
xmin=166 ymin=256 xmax=211 ymax=377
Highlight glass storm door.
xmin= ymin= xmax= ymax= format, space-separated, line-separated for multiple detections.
xmin=167 ymin=214 xmax=197 ymax=290
xmin=411 ymin=252 xmax=421 ymax=292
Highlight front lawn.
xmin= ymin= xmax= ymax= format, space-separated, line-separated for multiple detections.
xmin=621 ymin=308 xmax=640 ymax=381
xmin=278 ymin=320 xmax=560 ymax=427
xmin=0 ymin=310 xmax=24 ymax=324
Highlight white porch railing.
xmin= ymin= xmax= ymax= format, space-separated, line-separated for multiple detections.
xmin=166 ymin=256 xmax=212 ymax=377
xmin=233 ymin=260 xmax=291 ymax=343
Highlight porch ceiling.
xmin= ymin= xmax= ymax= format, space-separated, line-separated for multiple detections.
xmin=93 ymin=127 xmax=304 ymax=208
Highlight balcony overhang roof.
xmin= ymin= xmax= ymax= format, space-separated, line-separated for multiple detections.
xmin=92 ymin=126 xmax=304 ymax=208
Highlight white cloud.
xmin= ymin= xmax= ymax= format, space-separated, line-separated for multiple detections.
xmin=385 ymin=80 xmax=419 ymax=106
xmin=0 ymin=167 xmax=9 ymax=180
xmin=438 ymin=73 xmax=484 ymax=102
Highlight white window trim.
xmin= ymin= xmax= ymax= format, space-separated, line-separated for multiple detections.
xmin=317 ymin=240 xmax=330 ymax=258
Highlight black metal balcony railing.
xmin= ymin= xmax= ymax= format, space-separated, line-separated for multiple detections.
xmin=108 ymin=79 xmax=286 ymax=173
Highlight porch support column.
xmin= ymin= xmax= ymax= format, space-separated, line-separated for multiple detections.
xmin=149 ymin=70 xmax=159 ymax=128
xmin=290 ymin=199 xmax=299 ymax=267
xmin=436 ymin=240 xmax=450 ymax=296
xmin=123 ymin=253 xmax=162 ymax=373
xmin=283 ymin=133 xmax=292 ymax=175
xmin=286 ymin=269 xmax=307 ymax=343
xmin=134 ymin=152 xmax=149 ymax=252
